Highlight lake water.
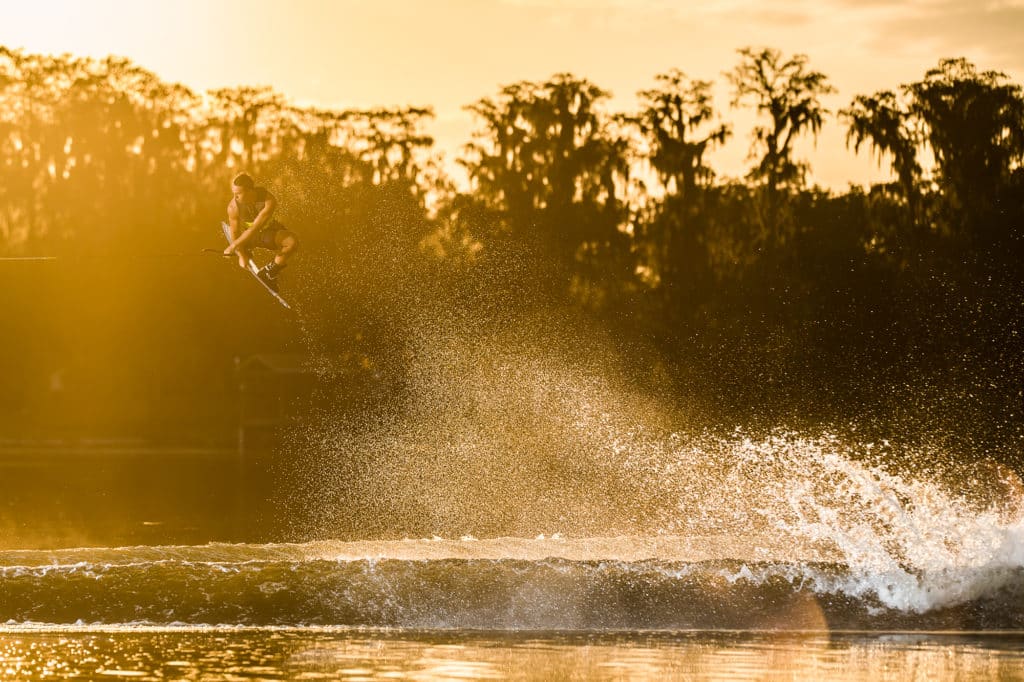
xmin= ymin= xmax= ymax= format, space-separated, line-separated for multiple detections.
xmin=2 ymin=447 xmax=1022 ymax=679
xmin=2 ymin=629 xmax=1023 ymax=680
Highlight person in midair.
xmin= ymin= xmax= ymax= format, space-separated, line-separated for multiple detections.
xmin=224 ymin=172 xmax=299 ymax=290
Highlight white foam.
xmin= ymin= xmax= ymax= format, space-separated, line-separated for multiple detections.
xmin=729 ymin=434 xmax=1024 ymax=612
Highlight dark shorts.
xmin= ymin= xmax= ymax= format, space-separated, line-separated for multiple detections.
xmin=222 ymin=220 xmax=290 ymax=251
xmin=250 ymin=222 xmax=286 ymax=250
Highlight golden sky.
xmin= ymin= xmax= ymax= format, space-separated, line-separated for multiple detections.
xmin=2 ymin=0 xmax=1022 ymax=189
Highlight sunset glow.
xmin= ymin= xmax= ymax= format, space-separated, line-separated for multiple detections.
xmin=4 ymin=0 xmax=1022 ymax=188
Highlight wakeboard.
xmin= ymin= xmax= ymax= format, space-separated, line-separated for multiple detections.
xmin=213 ymin=222 xmax=292 ymax=310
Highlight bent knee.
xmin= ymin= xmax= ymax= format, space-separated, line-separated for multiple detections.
xmin=280 ymin=232 xmax=299 ymax=253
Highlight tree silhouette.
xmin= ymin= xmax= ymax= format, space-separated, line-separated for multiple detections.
xmin=844 ymin=58 xmax=1024 ymax=259
xmin=462 ymin=73 xmax=631 ymax=303
xmin=842 ymin=90 xmax=922 ymax=226
xmin=630 ymin=69 xmax=731 ymax=316
xmin=908 ymin=58 xmax=1024 ymax=246
xmin=635 ymin=69 xmax=730 ymax=201
xmin=727 ymin=47 xmax=834 ymax=238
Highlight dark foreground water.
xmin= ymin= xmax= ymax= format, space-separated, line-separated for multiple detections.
xmin=2 ymin=628 xmax=1023 ymax=680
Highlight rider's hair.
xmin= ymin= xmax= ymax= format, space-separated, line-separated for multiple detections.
xmin=232 ymin=172 xmax=255 ymax=190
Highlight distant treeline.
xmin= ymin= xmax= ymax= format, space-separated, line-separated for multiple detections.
xmin=1 ymin=45 xmax=1022 ymax=448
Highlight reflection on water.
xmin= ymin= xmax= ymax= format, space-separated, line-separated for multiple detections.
xmin=1 ymin=629 xmax=1022 ymax=680
xmin=0 ymin=449 xmax=275 ymax=549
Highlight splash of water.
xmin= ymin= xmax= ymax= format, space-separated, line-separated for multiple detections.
xmin=732 ymin=434 xmax=1024 ymax=612
xmin=284 ymin=322 xmax=1024 ymax=615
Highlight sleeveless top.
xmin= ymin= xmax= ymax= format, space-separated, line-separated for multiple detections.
xmin=234 ymin=187 xmax=277 ymax=227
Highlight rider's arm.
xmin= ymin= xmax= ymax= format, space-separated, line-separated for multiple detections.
xmin=225 ymin=202 xmax=253 ymax=253
xmin=226 ymin=202 xmax=242 ymax=240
